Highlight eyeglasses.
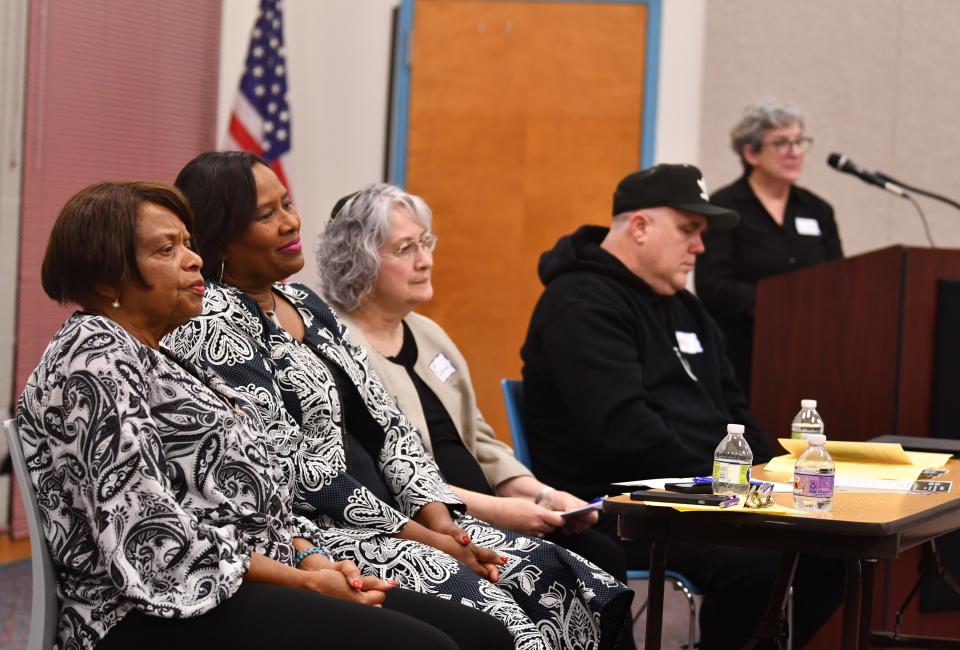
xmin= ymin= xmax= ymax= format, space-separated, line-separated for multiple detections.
xmin=762 ymin=136 xmax=813 ymax=154
xmin=388 ymin=233 xmax=437 ymax=261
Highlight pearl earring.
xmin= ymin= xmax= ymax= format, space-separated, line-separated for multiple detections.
xmin=111 ymin=298 xmax=120 ymax=309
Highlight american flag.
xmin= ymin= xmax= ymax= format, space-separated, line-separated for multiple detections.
xmin=224 ymin=0 xmax=292 ymax=191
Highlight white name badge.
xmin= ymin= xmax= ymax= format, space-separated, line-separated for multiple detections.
xmin=428 ymin=352 xmax=457 ymax=383
xmin=675 ymin=331 xmax=704 ymax=355
xmin=794 ymin=217 xmax=822 ymax=237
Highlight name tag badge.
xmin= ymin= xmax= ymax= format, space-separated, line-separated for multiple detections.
xmin=795 ymin=217 xmax=822 ymax=237
xmin=675 ymin=331 xmax=704 ymax=355
xmin=428 ymin=353 xmax=457 ymax=383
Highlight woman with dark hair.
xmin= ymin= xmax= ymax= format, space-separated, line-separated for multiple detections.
xmin=695 ymin=98 xmax=843 ymax=397
xmin=17 ymin=180 xmax=514 ymax=650
xmin=166 ymin=151 xmax=633 ymax=650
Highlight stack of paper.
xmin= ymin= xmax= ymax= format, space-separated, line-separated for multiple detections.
xmin=764 ymin=439 xmax=952 ymax=490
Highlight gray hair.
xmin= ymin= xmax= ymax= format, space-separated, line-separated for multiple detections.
xmin=317 ymin=183 xmax=433 ymax=311
xmin=730 ymin=98 xmax=804 ymax=170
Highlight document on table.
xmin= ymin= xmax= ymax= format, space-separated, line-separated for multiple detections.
xmin=631 ymin=498 xmax=801 ymax=515
xmin=765 ymin=439 xmax=953 ymax=488
xmin=777 ymin=438 xmax=951 ymax=467
xmin=611 ymin=477 xmax=793 ymax=493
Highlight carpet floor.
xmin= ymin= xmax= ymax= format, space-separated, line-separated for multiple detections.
xmin=0 ymin=558 xmax=30 ymax=650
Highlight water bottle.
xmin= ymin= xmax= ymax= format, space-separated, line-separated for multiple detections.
xmin=793 ymin=433 xmax=835 ymax=512
xmin=712 ymin=423 xmax=753 ymax=497
xmin=791 ymin=399 xmax=824 ymax=440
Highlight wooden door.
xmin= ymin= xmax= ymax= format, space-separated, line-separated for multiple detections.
xmin=403 ymin=0 xmax=651 ymax=442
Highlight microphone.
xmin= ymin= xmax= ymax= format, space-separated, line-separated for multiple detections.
xmin=827 ymin=153 xmax=907 ymax=197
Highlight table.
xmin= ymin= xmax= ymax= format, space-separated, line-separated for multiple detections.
xmin=603 ymin=460 xmax=960 ymax=650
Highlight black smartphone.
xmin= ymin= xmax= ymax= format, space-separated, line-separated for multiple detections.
xmin=630 ymin=489 xmax=729 ymax=507
xmin=664 ymin=481 xmax=714 ymax=494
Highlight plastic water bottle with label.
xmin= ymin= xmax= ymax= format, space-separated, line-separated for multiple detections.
xmin=712 ymin=423 xmax=753 ymax=496
xmin=793 ymin=433 xmax=835 ymax=512
xmin=791 ymin=399 xmax=824 ymax=440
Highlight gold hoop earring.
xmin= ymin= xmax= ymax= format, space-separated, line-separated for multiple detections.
xmin=218 ymin=259 xmax=226 ymax=283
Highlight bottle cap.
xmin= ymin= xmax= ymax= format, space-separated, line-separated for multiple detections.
xmin=727 ymin=423 xmax=745 ymax=434
xmin=806 ymin=433 xmax=826 ymax=444
xmin=801 ymin=399 xmax=817 ymax=408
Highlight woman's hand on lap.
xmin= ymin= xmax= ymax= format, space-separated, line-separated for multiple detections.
xmin=300 ymin=568 xmax=390 ymax=606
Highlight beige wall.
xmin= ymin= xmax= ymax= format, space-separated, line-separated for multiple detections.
xmin=219 ymin=0 xmax=400 ymax=288
xmin=215 ymin=0 xmax=960 ymax=371
xmin=218 ymin=0 xmax=709 ymax=289
xmin=698 ymin=0 xmax=960 ymax=256
xmin=0 ymin=0 xmax=27 ymax=422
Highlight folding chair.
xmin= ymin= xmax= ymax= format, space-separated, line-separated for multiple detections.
xmin=498 ymin=380 xmax=702 ymax=648
xmin=5 ymin=419 xmax=59 ymax=650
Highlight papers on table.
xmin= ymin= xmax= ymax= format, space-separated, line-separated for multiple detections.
xmin=632 ymin=498 xmax=801 ymax=515
xmin=777 ymin=438 xmax=952 ymax=467
xmin=765 ymin=439 xmax=953 ymax=492
xmin=611 ymin=478 xmax=793 ymax=493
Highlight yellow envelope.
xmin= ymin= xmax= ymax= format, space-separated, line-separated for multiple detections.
xmin=775 ymin=439 xmax=951 ymax=475
xmin=632 ymin=498 xmax=801 ymax=516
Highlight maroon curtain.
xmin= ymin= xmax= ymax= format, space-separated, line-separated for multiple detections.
xmin=11 ymin=0 xmax=222 ymax=538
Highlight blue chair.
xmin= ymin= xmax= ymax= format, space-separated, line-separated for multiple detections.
xmin=4 ymin=419 xmax=59 ymax=650
xmin=499 ymin=380 xmax=701 ymax=648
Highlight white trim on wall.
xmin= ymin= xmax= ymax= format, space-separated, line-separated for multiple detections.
xmin=654 ymin=0 xmax=706 ymax=168
xmin=0 ymin=0 xmax=28 ymax=421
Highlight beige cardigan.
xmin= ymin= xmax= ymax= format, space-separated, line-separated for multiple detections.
xmin=338 ymin=310 xmax=532 ymax=490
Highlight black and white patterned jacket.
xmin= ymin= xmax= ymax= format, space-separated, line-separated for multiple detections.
xmin=165 ymin=282 xmax=462 ymax=537
xmin=16 ymin=313 xmax=325 ymax=650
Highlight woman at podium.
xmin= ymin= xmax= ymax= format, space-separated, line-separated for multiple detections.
xmin=695 ymin=98 xmax=844 ymax=397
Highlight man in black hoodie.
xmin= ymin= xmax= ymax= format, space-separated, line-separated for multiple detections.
xmin=521 ymin=164 xmax=843 ymax=649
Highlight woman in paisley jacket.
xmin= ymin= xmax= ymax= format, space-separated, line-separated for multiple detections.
xmin=17 ymin=181 xmax=514 ymax=650
xmin=166 ymin=152 xmax=633 ymax=650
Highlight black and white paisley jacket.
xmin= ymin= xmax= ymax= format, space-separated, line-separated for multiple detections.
xmin=165 ymin=282 xmax=463 ymax=538
xmin=16 ymin=313 xmax=326 ymax=650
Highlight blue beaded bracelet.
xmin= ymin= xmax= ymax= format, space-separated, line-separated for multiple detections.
xmin=295 ymin=546 xmax=329 ymax=566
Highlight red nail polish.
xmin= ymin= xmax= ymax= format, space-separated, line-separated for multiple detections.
xmin=499 ymin=556 xmax=508 ymax=563
xmin=461 ymin=535 xmax=471 ymax=544
xmin=351 ymin=579 xmax=363 ymax=589
xmin=388 ymin=579 xmax=400 ymax=586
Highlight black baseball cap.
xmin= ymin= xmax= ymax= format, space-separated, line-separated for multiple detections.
xmin=612 ymin=163 xmax=739 ymax=230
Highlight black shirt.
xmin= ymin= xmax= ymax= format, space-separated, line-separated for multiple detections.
xmin=521 ymin=225 xmax=771 ymax=500
xmin=322 ymin=356 xmax=399 ymax=509
xmin=695 ymin=175 xmax=843 ymax=395
xmin=387 ymin=322 xmax=493 ymax=496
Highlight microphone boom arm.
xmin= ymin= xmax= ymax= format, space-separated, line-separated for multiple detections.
xmin=874 ymin=172 xmax=960 ymax=212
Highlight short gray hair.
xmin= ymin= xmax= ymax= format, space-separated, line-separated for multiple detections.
xmin=317 ymin=183 xmax=432 ymax=311
xmin=730 ymin=98 xmax=804 ymax=170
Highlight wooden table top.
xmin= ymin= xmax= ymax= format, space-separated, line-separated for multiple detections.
xmin=604 ymin=460 xmax=960 ymax=541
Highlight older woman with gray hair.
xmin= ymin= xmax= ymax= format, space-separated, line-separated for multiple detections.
xmin=319 ymin=184 xmax=635 ymax=650
xmin=695 ymin=98 xmax=843 ymax=396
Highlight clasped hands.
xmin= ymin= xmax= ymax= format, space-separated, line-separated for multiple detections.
xmin=297 ymin=552 xmax=398 ymax=606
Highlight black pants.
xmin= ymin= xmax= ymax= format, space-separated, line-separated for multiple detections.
xmin=97 ymin=582 xmax=514 ymax=650
xmin=547 ymin=527 xmax=637 ymax=650
xmin=595 ymin=513 xmax=845 ymax=649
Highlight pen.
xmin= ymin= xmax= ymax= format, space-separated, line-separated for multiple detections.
xmin=693 ymin=476 xmax=764 ymax=486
